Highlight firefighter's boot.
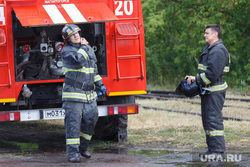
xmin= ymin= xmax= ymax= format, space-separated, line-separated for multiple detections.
xmin=68 ymin=157 xmax=80 ymax=163
xmin=80 ymin=150 xmax=91 ymax=159
xmin=68 ymin=153 xmax=81 ymax=163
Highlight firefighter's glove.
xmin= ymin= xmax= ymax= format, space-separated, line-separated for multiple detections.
xmin=100 ymin=85 xmax=106 ymax=95
xmin=97 ymin=91 xmax=103 ymax=97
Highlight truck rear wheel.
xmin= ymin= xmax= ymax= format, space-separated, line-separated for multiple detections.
xmin=94 ymin=114 xmax=128 ymax=142
xmin=94 ymin=95 xmax=135 ymax=142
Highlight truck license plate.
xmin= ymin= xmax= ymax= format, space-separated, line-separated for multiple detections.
xmin=44 ymin=109 xmax=65 ymax=119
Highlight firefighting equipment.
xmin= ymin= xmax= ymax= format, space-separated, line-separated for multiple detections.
xmin=63 ymin=101 xmax=98 ymax=161
xmin=100 ymin=85 xmax=106 ymax=95
xmin=96 ymin=84 xmax=106 ymax=97
xmin=201 ymin=92 xmax=226 ymax=153
xmin=80 ymin=150 xmax=91 ymax=159
xmin=64 ymin=77 xmax=95 ymax=91
xmin=68 ymin=156 xmax=80 ymax=163
xmin=175 ymin=79 xmax=200 ymax=97
xmin=196 ymin=39 xmax=230 ymax=92
xmin=61 ymin=42 xmax=104 ymax=103
xmin=198 ymin=39 xmax=229 ymax=153
xmin=97 ymin=91 xmax=103 ymax=97
xmin=62 ymin=24 xmax=81 ymax=40
xmin=61 ymin=26 xmax=104 ymax=161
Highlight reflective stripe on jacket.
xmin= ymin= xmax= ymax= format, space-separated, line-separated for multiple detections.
xmin=61 ymin=42 xmax=103 ymax=103
xmin=196 ymin=39 xmax=230 ymax=93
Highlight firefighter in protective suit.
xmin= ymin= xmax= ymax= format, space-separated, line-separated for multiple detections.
xmin=185 ymin=24 xmax=230 ymax=159
xmin=61 ymin=24 xmax=106 ymax=163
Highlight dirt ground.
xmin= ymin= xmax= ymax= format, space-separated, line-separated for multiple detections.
xmin=0 ymin=94 xmax=249 ymax=166
xmin=0 ymin=121 xmax=147 ymax=167
xmin=0 ymin=151 xmax=151 ymax=167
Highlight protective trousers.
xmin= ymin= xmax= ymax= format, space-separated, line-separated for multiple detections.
xmin=201 ymin=92 xmax=226 ymax=153
xmin=63 ymin=101 xmax=98 ymax=159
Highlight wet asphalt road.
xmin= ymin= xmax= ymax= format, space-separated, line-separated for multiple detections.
xmin=0 ymin=122 xmax=249 ymax=167
xmin=0 ymin=148 xmax=249 ymax=167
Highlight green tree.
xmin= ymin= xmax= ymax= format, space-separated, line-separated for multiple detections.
xmin=142 ymin=0 xmax=249 ymax=92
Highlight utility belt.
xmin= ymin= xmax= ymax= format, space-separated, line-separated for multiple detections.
xmin=64 ymin=77 xmax=95 ymax=91
xmin=199 ymin=81 xmax=228 ymax=95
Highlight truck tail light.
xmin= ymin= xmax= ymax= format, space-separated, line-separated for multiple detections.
xmin=0 ymin=29 xmax=6 ymax=45
xmin=108 ymin=105 xmax=138 ymax=115
xmin=0 ymin=112 xmax=20 ymax=122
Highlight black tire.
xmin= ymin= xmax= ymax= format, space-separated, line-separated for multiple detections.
xmin=94 ymin=95 xmax=134 ymax=142
xmin=94 ymin=114 xmax=128 ymax=141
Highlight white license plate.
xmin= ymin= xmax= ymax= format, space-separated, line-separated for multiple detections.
xmin=43 ymin=109 xmax=65 ymax=119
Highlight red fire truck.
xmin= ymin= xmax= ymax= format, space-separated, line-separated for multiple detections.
xmin=0 ymin=0 xmax=146 ymax=142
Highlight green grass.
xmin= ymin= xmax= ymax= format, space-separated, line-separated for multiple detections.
xmin=127 ymin=126 xmax=250 ymax=151
xmin=0 ymin=140 xmax=39 ymax=151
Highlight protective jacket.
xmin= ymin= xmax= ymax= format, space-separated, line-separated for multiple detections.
xmin=61 ymin=42 xmax=103 ymax=103
xmin=196 ymin=39 xmax=230 ymax=93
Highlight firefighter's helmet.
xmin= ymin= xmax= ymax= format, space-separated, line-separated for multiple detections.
xmin=62 ymin=24 xmax=81 ymax=40
xmin=175 ymin=79 xmax=200 ymax=97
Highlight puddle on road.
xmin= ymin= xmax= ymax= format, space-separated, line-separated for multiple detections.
xmin=94 ymin=148 xmax=250 ymax=167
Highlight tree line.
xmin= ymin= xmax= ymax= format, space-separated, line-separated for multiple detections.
xmin=142 ymin=0 xmax=249 ymax=92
